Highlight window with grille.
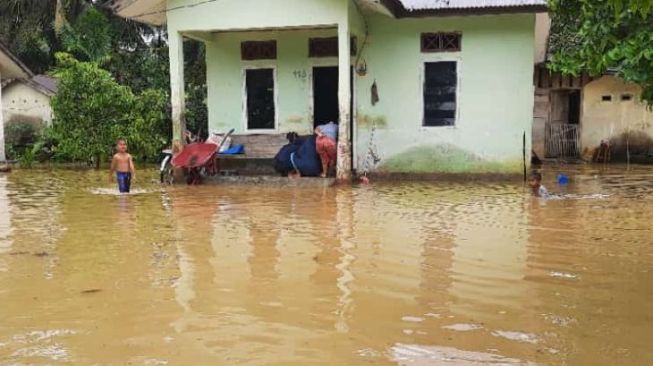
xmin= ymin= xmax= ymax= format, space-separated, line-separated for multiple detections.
xmin=423 ymin=61 xmax=457 ymax=127
xmin=421 ymin=32 xmax=461 ymax=53
xmin=308 ymin=37 xmax=357 ymax=58
xmin=241 ymin=40 xmax=277 ymax=60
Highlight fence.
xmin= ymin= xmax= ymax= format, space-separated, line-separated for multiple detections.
xmin=545 ymin=123 xmax=581 ymax=158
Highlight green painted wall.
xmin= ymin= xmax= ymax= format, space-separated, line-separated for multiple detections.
xmin=355 ymin=14 xmax=535 ymax=174
xmin=206 ymin=29 xmax=346 ymax=135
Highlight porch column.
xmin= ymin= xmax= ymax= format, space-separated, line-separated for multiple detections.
xmin=169 ymin=31 xmax=186 ymax=145
xmin=336 ymin=22 xmax=352 ymax=182
xmin=0 ymin=71 xmax=6 ymax=162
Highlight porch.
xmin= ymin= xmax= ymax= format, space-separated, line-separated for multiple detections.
xmin=167 ymin=0 xmax=370 ymax=181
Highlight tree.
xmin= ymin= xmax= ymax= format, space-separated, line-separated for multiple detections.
xmin=50 ymin=53 xmax=167 ymax=167
xmin=0 ymin=0 xmax=159 ymax=74
xmin=549 ymin=0 xmax=653 ymax=103
xmin=1 ymin=2 xmax=209 ymax=153
xmin=183 ymin=40 xmax=208 ymax=137
xmin=59 ymin=7 xmax=113 ymax=63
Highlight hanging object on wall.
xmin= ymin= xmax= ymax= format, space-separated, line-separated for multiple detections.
xmin=356 ymin=59 xmax=367 ymax=76
xmin=371 ymin=80 xmax=379 ymax=106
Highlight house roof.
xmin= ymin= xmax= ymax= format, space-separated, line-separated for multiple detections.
xmin=0 ymin=41 xmax=32 ymax=79
xmin=394 ymin=0 xmax=547 ymax=16
xmin=2 ymin=75 xmax=58 ymax=97
xmin=31 ymin=75 xmax=58 ymax=95
xmin=112 ymin=0 xmax=547 ymax=25
xmin=400 ymin=0 xmax=547 ymax=11
xmin=112 ymin=0 xmax=166 ymax=25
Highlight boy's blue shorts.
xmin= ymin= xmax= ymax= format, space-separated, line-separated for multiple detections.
xmin=116 ymin=172 xmax=132 ymax=193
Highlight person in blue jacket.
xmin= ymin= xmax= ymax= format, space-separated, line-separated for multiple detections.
xmin=274 ymin=133 xmax=303 ymax=176
xmin=289 ymin=135 xmax=322 ymax=177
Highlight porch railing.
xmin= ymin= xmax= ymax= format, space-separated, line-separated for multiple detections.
xmin=545 ymin=123 xmax=581 ymax=158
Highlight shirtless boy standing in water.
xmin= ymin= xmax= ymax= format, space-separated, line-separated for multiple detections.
xmin=110 ymin=139 xmax=135 ymax=193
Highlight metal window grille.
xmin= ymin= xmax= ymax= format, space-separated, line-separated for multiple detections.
xmin=421 ymin=32 xmax=461 ymax=53
xmin=423 ymin=61 xmax=457 ymax=127
xmin=241 ymin=41 xmax=277 ymax=61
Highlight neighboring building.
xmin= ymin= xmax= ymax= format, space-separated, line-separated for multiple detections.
xmin=532 ymin=12 xmax=653 ymax=163
xmin=532 ymin=64 xmax=653 ymax=162
xmin=0 ymin=41 xmax=32 ymax=162
xmin=1 ymin=75 xmax=58 ymax=127
xmin=532 ymin=64 xmax=592 ymax=160
xmin=581 ymin=75 xmax=653 ymax=162
xmin=114 ymin=0 xmax=547 ymax=177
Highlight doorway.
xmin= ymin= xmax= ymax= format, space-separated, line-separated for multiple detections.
xmin=311 ymin=66 xmax=356 ymax=170
xmin=568 ymin=90 xmax=581 ymax=125
xmin=312 ymin=66 xmax=339 ymax=128
xmin=545 ymin=89 xmax=582 ymax=158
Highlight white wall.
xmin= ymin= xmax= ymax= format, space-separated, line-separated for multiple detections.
xmin=581 ymin=76 xmax=653 ymax=154
xmin=1 ymin=83 xmax=53 ymax=126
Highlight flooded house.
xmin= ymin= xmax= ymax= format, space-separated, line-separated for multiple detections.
xmin=0 ymin=41 xmax=32 ymax=162
xmin=114 ymin=0 xmax=547 ymax=178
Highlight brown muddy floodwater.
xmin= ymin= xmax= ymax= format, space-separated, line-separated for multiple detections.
xmin=1 ymin=165 xmax=652 ymax=365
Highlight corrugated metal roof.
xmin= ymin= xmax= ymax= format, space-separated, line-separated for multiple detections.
xmin=2 ymin=75 xmax=58 ymax=96
xmin=32 ymin=75 xmax=58 ymax=94
xmin=400 ymin=0 xmax=547 ymax=11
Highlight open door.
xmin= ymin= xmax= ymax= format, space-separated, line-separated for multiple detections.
xmin=312 ymin=66 xmax=355 ymax=168
xmin=312 ymin=66 xmax=339 ymax=128
xmin=546 ymin=90 xmax=582 ymax=158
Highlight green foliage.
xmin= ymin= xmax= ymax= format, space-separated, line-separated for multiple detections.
xmin=5 ymin=120 xmax=41 ymax=160
xmin=185 ymin=84 xmax=208 ymax=136
xmin=18 ymin=148 xmax=36 ymax=168
xmin=0 ymin=1 xmax=160 ymax=74
xmin=59 ymin=7 xmax=112 ymax=63
xmin=31 ymin=127 xmax=58 ymax=162
xmin=549 ymin=0 xmax=653 ymax=104
xmin=1 ymin=3 xmax=210 ymax=158
xmin=106 ymin=46 xmax=170 ymax=94
xmin=128 ymin=88 xmax=170 ymax=159
xmin=184 ymin=41 xmax=208 ymax=136
xmin=50 ymin=53 xmax=167 ymax=166
xmin=0 ymin=0 xmax=93 ymax=73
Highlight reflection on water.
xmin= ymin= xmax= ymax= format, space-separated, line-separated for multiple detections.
xmin=1 ymin=165 xmax=653 ymax=365
xmin=0 ymin=176 xmax=11 ymax=256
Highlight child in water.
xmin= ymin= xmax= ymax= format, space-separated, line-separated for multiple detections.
xmin=110 ymin=139 xmax=135 ymax=193
xmin=528 ymin=171 xmax=548 ymax=197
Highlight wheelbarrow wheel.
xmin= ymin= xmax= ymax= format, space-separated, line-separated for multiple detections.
xmin=160 ymin=162 xmax=174 ymax=185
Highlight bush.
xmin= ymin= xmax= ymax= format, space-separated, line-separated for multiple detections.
xmin=5 ymin=119 xmax=42 ymax=160
xmin=18 ymin=147 xmax=35 ymax=168
xmin=50 ymin=53 xmax=168 ymax=167
xmin=31 ymin=127 xmax=58 ymax=162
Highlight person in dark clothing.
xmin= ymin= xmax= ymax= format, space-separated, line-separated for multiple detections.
xmin=289 ymin=135 xmax=322 ymax=177
xmin=274 ymin=133 xmax=303 ymax=176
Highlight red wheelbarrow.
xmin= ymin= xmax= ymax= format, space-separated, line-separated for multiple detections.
xmin=161 ymin=129 xmax=235 ymax=185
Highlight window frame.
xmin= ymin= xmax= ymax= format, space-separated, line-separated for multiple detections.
xmin=241 ymin=65 xmax=279 ymax=133
xmin=420 ymin=56 xmax=462 ymax=128
xmin=241 ymin=40 xmax=277 ymax=61
xmin=421 ymin=32 xmax=462 ymax=53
